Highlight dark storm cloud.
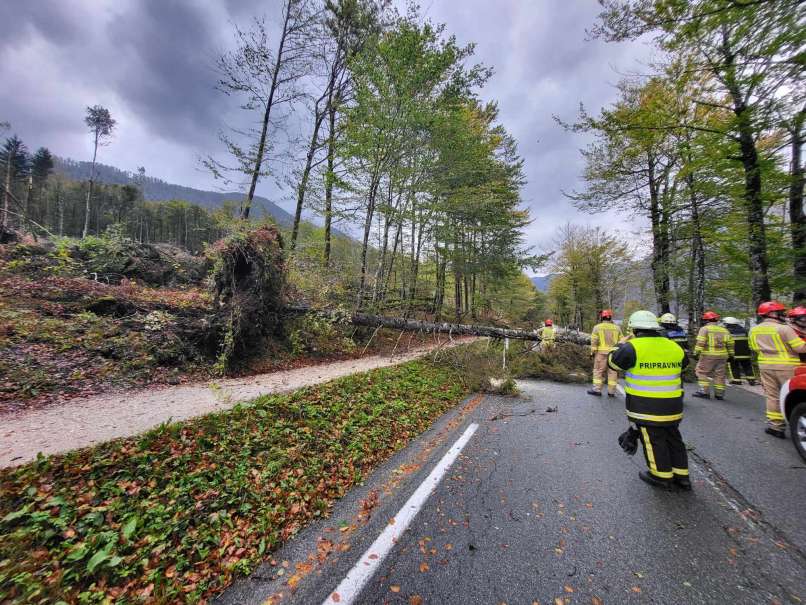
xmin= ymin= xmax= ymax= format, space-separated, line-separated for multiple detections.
xmin=105 ymin=1 xmax=232 ymax=146
xmin=0 ymin=0 xmax=650 ymax=249
xmin=0 ymin=2 xmax=85 ymax=47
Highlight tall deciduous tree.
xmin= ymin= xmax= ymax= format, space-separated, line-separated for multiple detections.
xmin=558 ymin=78 xmax=680 ymax=313
xmin=208 ymin=1 xmax=319 ymax=221
xmin=593 ymin=0 xmax=805 ymax=307
xmin=290 ymin=0 xmax=385 ymax=251
xmin=787 ymin=104 xmax=805 ymax=303
xmin=82 ymin=105 xmax=115 ymax=238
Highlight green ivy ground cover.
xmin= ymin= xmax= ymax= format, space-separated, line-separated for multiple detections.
xmin=0 ymin=360 xmax=468 ymax=604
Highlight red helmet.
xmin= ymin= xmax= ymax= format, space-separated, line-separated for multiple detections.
xmin=600 ymin=309 xmax=613 ymax=319
xmin=757 ymin=301 xmax=786 ymax=316
xmin=545 ymin=319 xmax=553 ymax=326
xmin=702 ymin=311 xmax=720 ymax=321
xmin=787 ymin=306 xmax=806 ymax=318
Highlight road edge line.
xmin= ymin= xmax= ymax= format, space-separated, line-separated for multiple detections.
xmin=322 ymin=422 xmax=480 ymax=605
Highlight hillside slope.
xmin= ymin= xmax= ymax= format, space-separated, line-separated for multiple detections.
xmin=55 ymin=157 xmax=295 ymax=226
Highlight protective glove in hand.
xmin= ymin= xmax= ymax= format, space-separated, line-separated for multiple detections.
xmin=618 ymin=427 xmax=640 ymax=456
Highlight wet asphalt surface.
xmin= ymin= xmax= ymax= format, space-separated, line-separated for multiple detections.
xmin=216 ymin=380 xmax=806 ymax=605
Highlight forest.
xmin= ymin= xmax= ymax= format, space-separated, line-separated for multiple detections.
xmin=1 ymin=0 xmax=804 ymax=333
xmin=1 ymin=1 xmax=542 ymax=326
xmin=554 ymin=0 xmax=804 ymax=328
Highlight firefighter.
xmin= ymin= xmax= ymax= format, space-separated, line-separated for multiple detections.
xmin=587 ymin=309 xmax=623 ymax=397
xmin=787 ymin=307 xmax=806 ymax=363
xmin=538 ymin=319 xmax=556 ymax=351
xmin=608 ymin=310 xmax=690 ymax=490
xmin=659 ymin=312 xmax=688 ymax=352
xmin=693 ymin=311 xmax=734 ymax=400
xmin=722 ymin=317 xmax=757 ymax=385
xmin=750 ymin=301 xmax=806 ymax=438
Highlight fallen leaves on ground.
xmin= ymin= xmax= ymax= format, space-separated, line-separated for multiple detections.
xmin=0 ymin=360 xmax=468 ymax=603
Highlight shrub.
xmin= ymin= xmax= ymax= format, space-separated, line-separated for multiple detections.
xmin=287 ymin=313 xmax=356 ymax=357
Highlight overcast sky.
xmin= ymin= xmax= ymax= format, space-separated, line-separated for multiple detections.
xmin=0 ymin=0 xmax=654 ymax=271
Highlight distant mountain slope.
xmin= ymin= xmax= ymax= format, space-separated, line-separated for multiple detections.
xmin=531 ymin=274 xmax=558 ymax=292
xmin=54 ymin=157 xmax=295 ymax=226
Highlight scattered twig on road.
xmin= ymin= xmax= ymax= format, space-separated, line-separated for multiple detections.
xmin=488 ymin=408 xmax=540 ymax=421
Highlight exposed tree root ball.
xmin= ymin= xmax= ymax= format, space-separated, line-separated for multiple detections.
xmin=208 ymin=225 xmax=286 ymax=372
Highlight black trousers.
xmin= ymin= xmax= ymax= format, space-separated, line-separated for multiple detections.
xmin=637 ymin=423 xmax=688 ymax=480
xmin=728 ymin=357 xmax=756 ymax=381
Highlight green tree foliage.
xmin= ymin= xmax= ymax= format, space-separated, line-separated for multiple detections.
xmin=10 ymin=5 xmax=541 ymax=326
xmin=546 ymin=225 xmax=639 ymax=330
xmin=592 ymin=0 xmax=805 ymax=308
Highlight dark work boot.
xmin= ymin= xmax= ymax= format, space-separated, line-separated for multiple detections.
xmin=586 ymin=389 xmax=602 ymax=396
xmin=729 ymin=380 xmax=742 ymax=385
xmin=673 ymin=476 xmax=692 ymax=491
xmin=765 ymin=427 xmax=786 ymax=439
xmin=607 ymin=392 xmax=616 ymax=398
xmin=692 ymin=391 xmax=710 ymax=399
xmin=747 ymin=379 xmax=757 ymax=386
xmin=714 ymin=393 xmax=725 ymax=401
xmin=639 ymin=471 xmax=671 ymax=489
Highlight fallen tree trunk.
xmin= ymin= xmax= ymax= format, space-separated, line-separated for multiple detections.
xmin=283 ymin=305 xmax=591 ymax=344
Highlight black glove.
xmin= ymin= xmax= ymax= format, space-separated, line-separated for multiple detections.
xmin=618 ymin=427 xmax=640 ymax=456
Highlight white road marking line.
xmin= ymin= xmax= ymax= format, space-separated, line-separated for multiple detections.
xmin=322 ymin=422 xmax=480 ymax=605
xmin=617 ymin=384 xmax=625 ymax=396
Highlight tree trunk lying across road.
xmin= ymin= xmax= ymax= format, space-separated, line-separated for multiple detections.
xmin=283 ymin=305 xmax=591 ymax=344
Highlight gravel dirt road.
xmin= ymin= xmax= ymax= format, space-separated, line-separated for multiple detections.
xmin=0 ymin=339 xmax=469 ymax=468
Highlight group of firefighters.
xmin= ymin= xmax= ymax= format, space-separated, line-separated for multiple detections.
xmin=535 ymin=302 xmax=806 ymax=490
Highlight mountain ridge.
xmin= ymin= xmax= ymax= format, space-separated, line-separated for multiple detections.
xmin=54 ymin=157 xmax=295 ymax=226
xmin=530 ymin=274 xmax=558 ymax=292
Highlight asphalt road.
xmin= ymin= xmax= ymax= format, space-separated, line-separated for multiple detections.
xmin=216 ymin=380 xmax=806 ymax=605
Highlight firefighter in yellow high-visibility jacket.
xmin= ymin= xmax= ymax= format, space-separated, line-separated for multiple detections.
xmin=587 ymin=309 xmax=622 ymax=398
xmin=750 ymin=301 xmax=806 ymax=438
xmin=537 ymin=319 xmax=556 ymax=352
xmin=692 ymin=311 xmax=734 ymax=400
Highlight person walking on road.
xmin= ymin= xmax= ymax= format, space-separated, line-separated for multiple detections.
xmin=750 ymin=301 xmax=806 ymax=438
xmin=659 ymin=312 xmax=688 ymax=352
xmin=608 ymin=310 xmax=690 ymax=490
xmin=587 ymin=309 xmax=622 ymax=397
xmin=693 ymin=311 xmax=734 ymax=400
xmin=723 ymin=317 xmax=757 ymax=386
xmin=538 ymin=319 xmax=556 ymax=352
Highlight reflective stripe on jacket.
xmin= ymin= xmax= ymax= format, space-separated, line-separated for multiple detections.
xmin=609 ymin=336 xmax=685 ymax=426
xmin=749 ymin=319 xmax=806 ymax=368
xmin=694 ymin=324 xmax=734 ymax=358
xmin=590 ymin=322 xmax=622 ymax=353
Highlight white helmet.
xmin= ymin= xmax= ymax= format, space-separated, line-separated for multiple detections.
xmin=628 ymin=310 xmax=662 ymax=331
xmin=659 ymin=312 xmax=676 ymax=324
xmin=722 ymin=316 xmax=742 ymax=326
